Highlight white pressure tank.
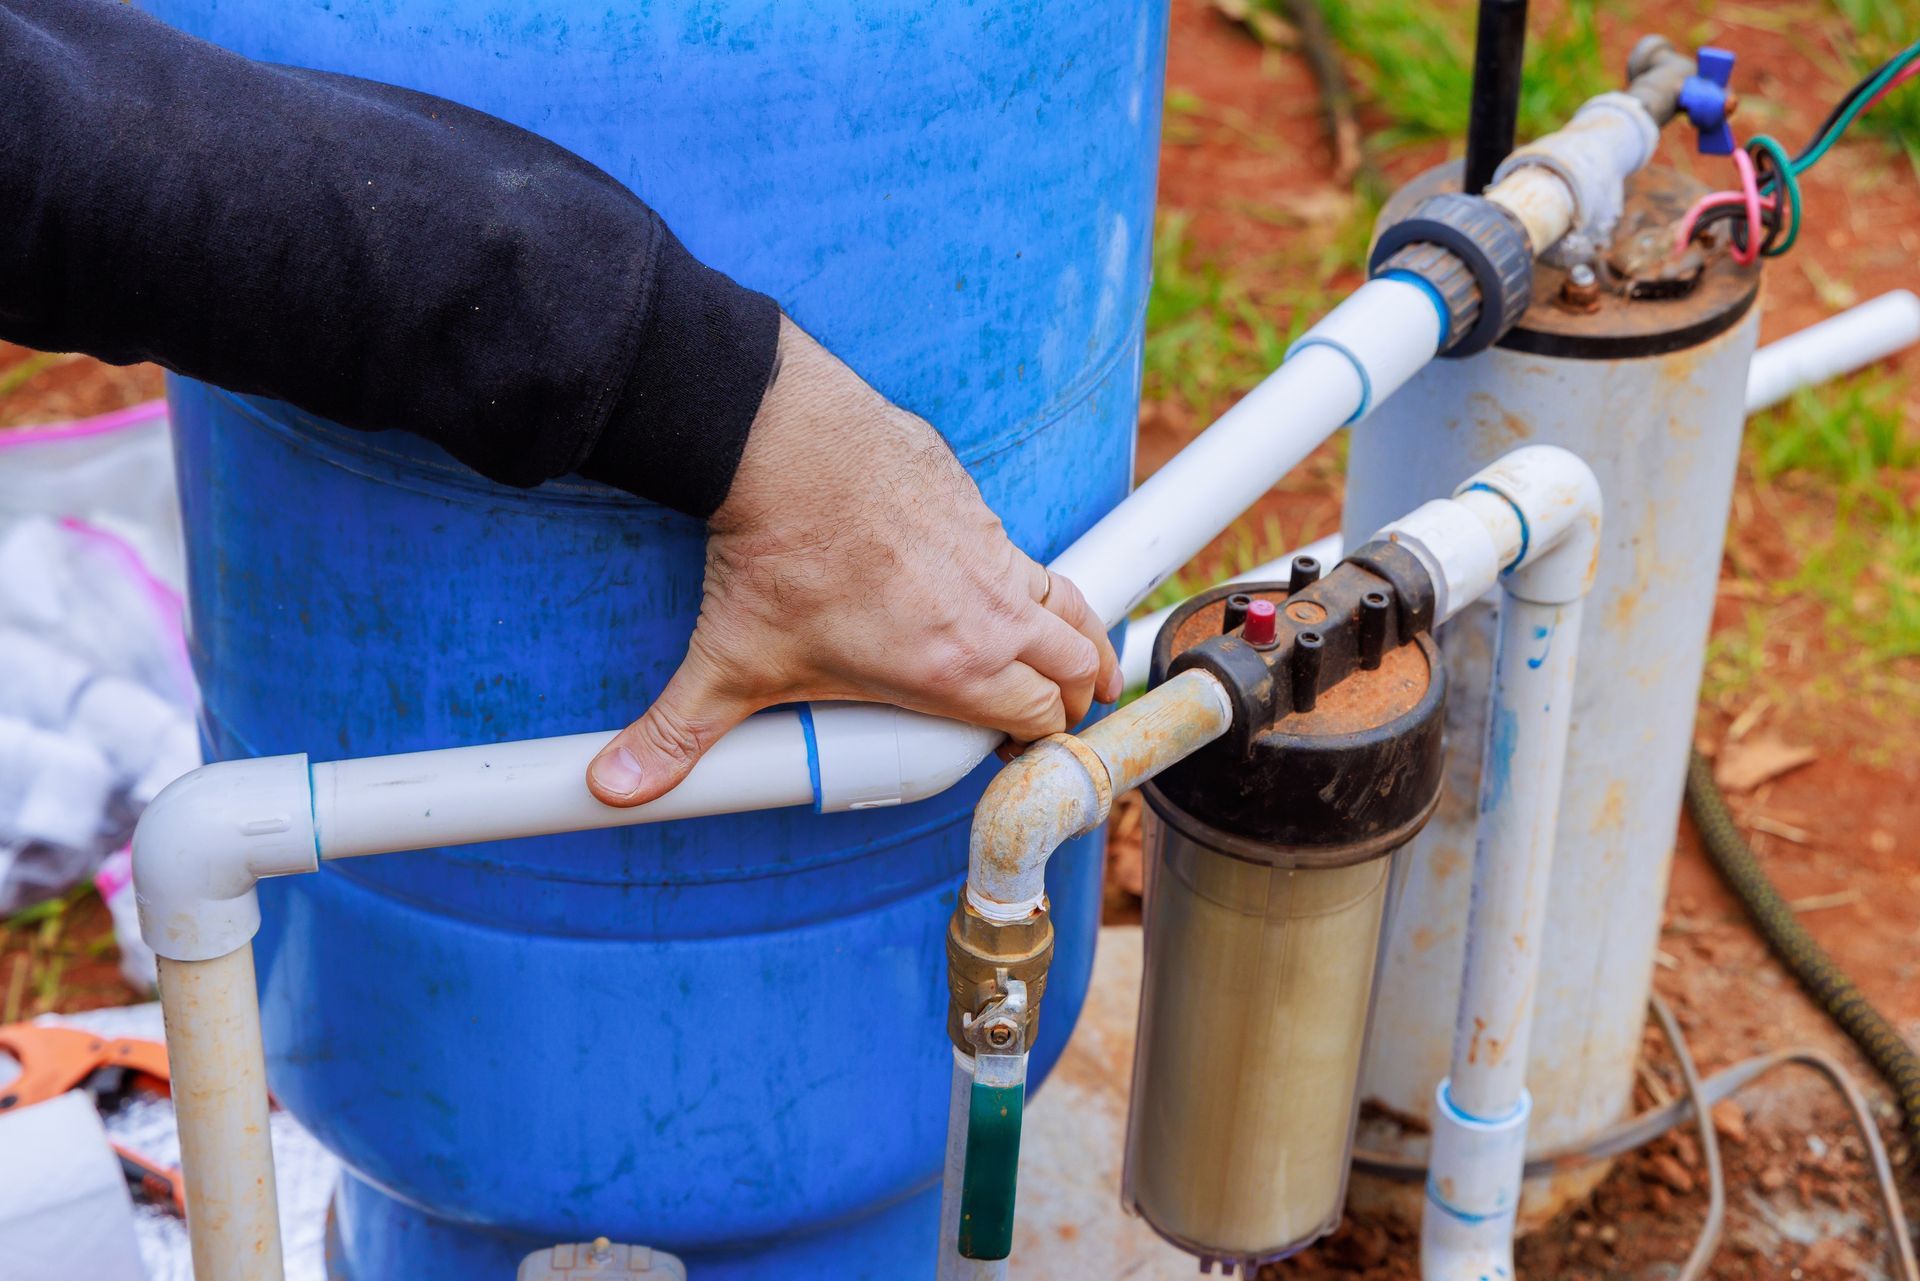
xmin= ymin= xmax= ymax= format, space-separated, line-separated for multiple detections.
xmin=1342 ymin=164 xmax=1761 ymax=1224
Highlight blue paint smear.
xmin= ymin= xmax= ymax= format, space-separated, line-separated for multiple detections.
xmin=1483 ymin=703 xmax=1519 ymax=814
xmin=1525 ymin=619 xmax=1554 ymax=670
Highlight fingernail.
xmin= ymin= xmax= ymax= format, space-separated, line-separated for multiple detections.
xmin=591 ymin=746 xmax=645 ymax=797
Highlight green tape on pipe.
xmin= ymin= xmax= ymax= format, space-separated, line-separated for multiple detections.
xmin=957 ymin=1080 xmax=1025 ymax=1260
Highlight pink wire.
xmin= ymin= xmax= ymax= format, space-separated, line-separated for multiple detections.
xmin=1864 ymin=60 xmax=1920 ymax=113
xmin=1727 ymin=148 xmax=1765 ymax=265
xmin=1674 ymin=189 xmax=1776 ymax=256
xmin=1676 ymin=59 xmax=1919 ymax=259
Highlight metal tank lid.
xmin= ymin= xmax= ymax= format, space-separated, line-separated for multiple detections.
xmin=1378 ymin=161 xmax=1764 ymax=361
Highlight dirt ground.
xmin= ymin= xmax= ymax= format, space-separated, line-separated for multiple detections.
xmin=3 ymin=2 xmax=1918 ymax=1276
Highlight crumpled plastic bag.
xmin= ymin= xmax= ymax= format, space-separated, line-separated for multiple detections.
xmin=0 ymin=404 xmax=197 ymax=957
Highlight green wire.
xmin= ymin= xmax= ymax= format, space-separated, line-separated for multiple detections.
xmin=1790 ymin=40 xmax=1920 ymax=177
xmin=1721 ymin=39 xmax=1920 ymax=259
xmin=1746 ymin=134 xmax=1801 ymax=256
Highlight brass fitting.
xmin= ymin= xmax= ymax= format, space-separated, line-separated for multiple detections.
xmin=946 ymin=896 xmax=1053 ymax=1054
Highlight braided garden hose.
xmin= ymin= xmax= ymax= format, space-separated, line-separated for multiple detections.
xmin=1685 ymin=749 xmax=1920 ymax=1154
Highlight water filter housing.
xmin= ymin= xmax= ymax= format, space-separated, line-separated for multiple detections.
xmin=1124 ymin=579 xmax=1446 ymax=1273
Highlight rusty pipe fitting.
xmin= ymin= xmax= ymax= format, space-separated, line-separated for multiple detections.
xmin=949 ymin=668 xmax=1235 ymax=1050
xmin=965 ymin=669 xmax=1235 ymax=920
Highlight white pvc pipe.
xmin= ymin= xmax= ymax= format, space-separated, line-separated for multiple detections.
xmin=1054 ymin=277 xmax=1443 ymax=625
xmin=1420 ymin=449 xmax=1599 ymax=1281
xmin=1446 ymin=596 xmax=1584 ymax=1117
xmin=1118 ymin=291 xmax=1920 ymax=691
xmin=156 ymin=946 xmax=285 ymax=1281
xmin=1422 ymin=595 xmax=1584 ymax=1281
xmin=1745 ymin=290 xmax=1920 ymax=413
xmin=313 ymin=718 xmax=816 ymax=858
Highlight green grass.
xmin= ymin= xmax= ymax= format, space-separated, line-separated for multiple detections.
xmin=1741 ymin=374 xmax=1920 ymax=669
xmin=1142 ymin=213 xmax=1294 ymax=415
xmin=1827 ymin=0 xmax=1920 ymax=174
xmin=1248 ymin=0 xmax=1612 ymax=150
xmin=1142 ymin=196 xmax=1377 ymax=418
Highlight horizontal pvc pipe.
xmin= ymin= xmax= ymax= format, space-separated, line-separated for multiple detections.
xmin=1744 ymin=290 xmax=1920 ymax=414
xmin=312 ymin=718 xmax=816 ymax=859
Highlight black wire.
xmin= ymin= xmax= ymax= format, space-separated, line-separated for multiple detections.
xmin=1795 ymin=42 xmax=1914 ymax=167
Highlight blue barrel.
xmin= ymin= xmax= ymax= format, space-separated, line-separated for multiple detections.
xmin=148 ymin=3 xmax=1168 ymax=1277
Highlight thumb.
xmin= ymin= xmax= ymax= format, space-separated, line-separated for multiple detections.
xmin=587 ymin=657 xmax=752 ymax=808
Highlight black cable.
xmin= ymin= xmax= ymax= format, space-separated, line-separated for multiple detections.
xmin=1685 ymin=750 xmax=1920 ymax=1156
xmin=1463 ymin=0 xmax=1529 ymax=194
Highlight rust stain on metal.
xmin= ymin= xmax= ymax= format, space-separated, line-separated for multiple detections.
xmin=1519 ymin=168 xmax=1761 ymax=345
xmin=1591 ymin=781 xmax=1627 ymax=836
xmin=1271 ymin=640 xmax=1428 ymax=737
xmin=1083 ymin=669 xmax=1231 ymax=794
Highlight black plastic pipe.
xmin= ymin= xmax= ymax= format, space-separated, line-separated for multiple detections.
xmin=1464 ymin=0 xmax=1529 ymax=193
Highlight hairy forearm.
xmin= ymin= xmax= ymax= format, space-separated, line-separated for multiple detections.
xmin=0 ymin=0 xmax=777 ymax=516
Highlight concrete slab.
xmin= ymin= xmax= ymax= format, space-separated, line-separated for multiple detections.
xmin=1016 ymin=924 xmax=1200 ymax=1279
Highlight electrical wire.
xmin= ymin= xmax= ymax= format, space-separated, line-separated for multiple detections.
xmin=1351 ymin=1002 xmax=1920 ymax=1279
xmin=1678 ymin=39 xmax=1920 ymax=259
xmin=1653 ymin=994 xmax=1724 ymax=1281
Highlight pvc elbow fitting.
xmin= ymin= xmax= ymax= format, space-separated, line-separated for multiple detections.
xmin=132 ymin=754 xmax=318 ymax=962
xmin=1459 ymin=445 xmax=1604 ymax=605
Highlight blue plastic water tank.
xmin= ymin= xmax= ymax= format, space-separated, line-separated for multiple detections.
xmin=146 ymin=3 xmax=1168 ymax=1276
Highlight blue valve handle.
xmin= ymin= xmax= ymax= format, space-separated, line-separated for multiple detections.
xmin=1680 ymin=46 xmax=1738 ymax=155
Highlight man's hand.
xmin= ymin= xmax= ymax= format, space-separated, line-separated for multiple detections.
xmin=586 ymin=316 xmax=1122 ymax=807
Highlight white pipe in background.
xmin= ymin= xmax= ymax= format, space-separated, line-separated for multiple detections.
xmin=1116 ymin=291 xmax=1920 ymax=690
xmin=1421 ymin=451 xmax=1602 ymax=1281
xmin=1745 ymin=289 xmax=1920 ymax=414
xmin=1116 ymin=532 xmax=1344 ymax=691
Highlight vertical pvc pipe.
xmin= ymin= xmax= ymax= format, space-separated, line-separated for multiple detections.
xmin=157 ymin=946 xmax=285 ymax=1281
xmin=1422 ymin=595 xmax=1583 ymax=1278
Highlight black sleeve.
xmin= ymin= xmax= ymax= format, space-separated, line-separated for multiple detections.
xmin=0 ymin=0 xmax=779 ymax=519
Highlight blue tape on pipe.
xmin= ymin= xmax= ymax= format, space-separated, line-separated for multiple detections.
xmin=1461 ymin=482 xmax=1530 ymax=571
xmin=797 ymin=703 xmax=824 ymax=812
xmin=1379 ymin=268 xmax=1453 ymax=348
xmin=1282 ymin=336 xmax=1373 ymax=424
